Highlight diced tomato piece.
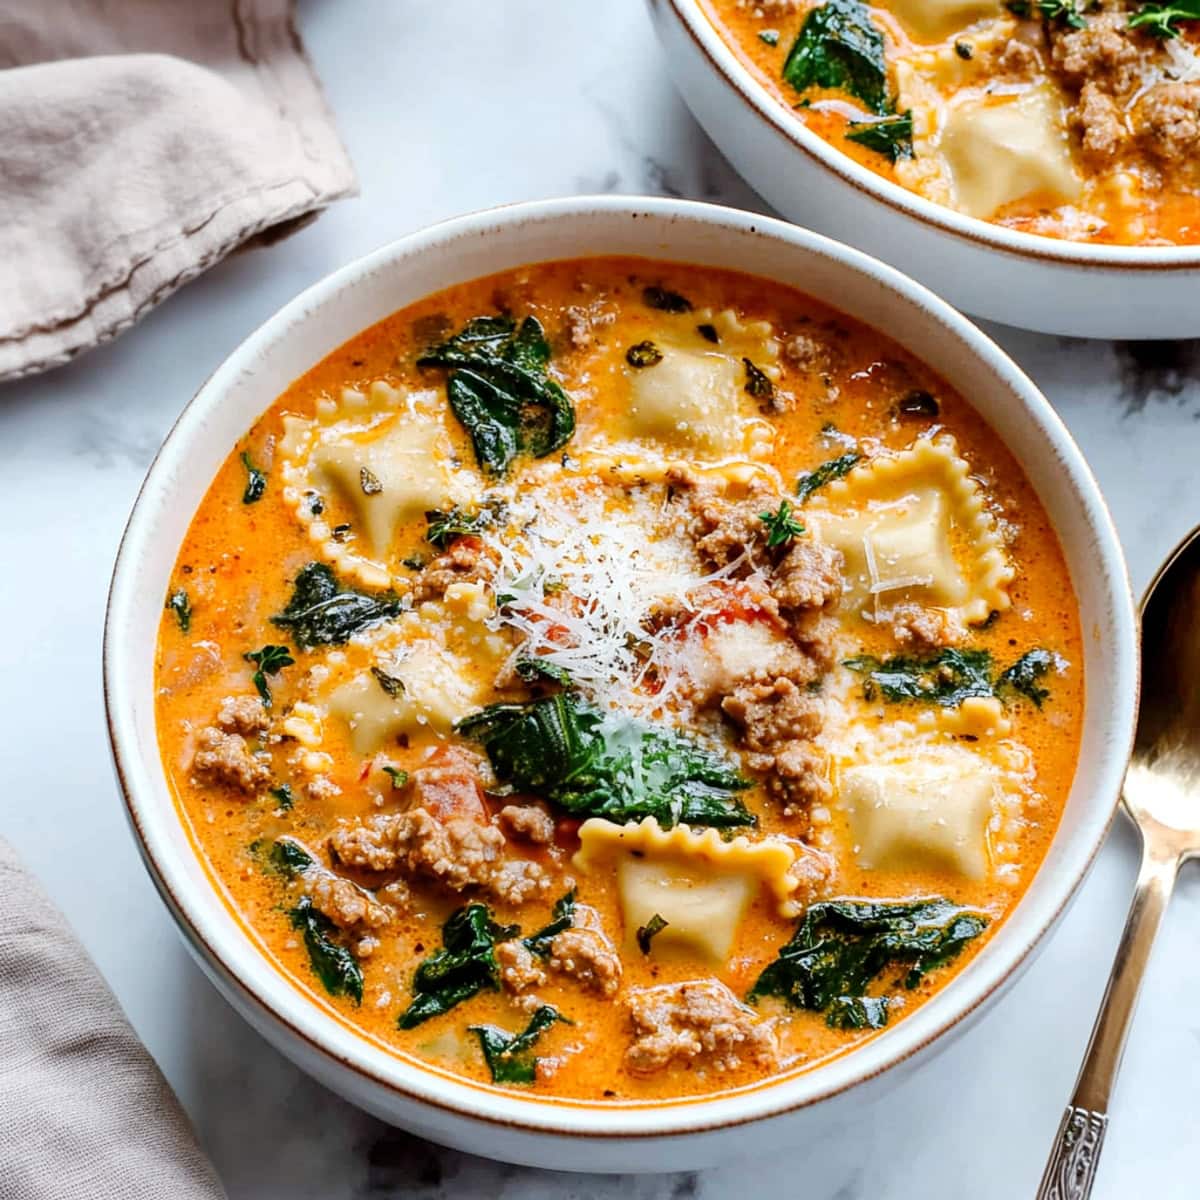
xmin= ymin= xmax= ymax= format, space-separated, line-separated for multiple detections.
xmin=410 ymin=745 xmax=490 ymax=823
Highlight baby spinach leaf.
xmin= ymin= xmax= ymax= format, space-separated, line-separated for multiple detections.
xmin=398 ymin=903 xmax=518 ymax=1028
xmin=1006 ymin=0 xmax=1086 ymax=27
xmin=626 ymin=340 xmax=663 ymax=368
xmin=1129 ymin=0 xmax=1200 ymax=35
xmin=267 ymin=836 xmax=312 ymax=876
xmin=270 ymin=783 xmax=295 ymax=811
xmin=271 ymin=562 xmax=406 ymax=649
xmin=515 ymin=657 xmax=574 ymax=687
xmin=996 ymin=648 xmax=1058 ymax=708
xmin=289 ymin=896 xmax=363 ymax=1004
xmin=456 ymin=692 xmax=754 ymax=829
xmin=795 ymin=451 xmax=862 ymax=502
xmin=522 ymin=891 xmax=577 ymax=958
xmin=165 ymin=589 xmax=192 ymax=633
xmin=642 ymin=286 xmax=693 ymax=313
xmin=243 ymin=644 xmax=294 ymax=708
xmin=636 ymin=913 xmax=669 ymax=954
xmin=240 ymin=450 xmax=267 ymax=504
xmin=418 ymin=315 xmax=575 ymax=475
xmin=743 ymin=357 xmax=775 ymax=401
xmin=470 ymin=1004 xmax=565 ymax=1085
xmin=782 ymin=0 xmax=891 ymax=115
xmin=749 ymin=898 xmax=987 ymax=1028
xmin=845 ymin=110 xmax=913 ymax=162
xmin=844 ymin=647 xmax=994 ymax=707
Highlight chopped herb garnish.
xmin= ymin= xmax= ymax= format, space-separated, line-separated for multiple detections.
xmin=749 ymin=898 xmax=987 ymax=1029
xmin=289 ymin=896 xmax=363 ymax=1004
xmin=515 ymin=657 xmax=574 ymax=687
xmin=626 ymin=340 xmax=664 ymax=368
xmin=845 ymin=110 xmax=913 ymax=163
xmin=743 ymin=357 xmax=775 ymax=400
xmin=381 ymin=765 xmax=409 ymax=790
xmin=331 ymin=523 xmax=352 ymax=543
xmin=1128 ymin=0 xmax=1200 ymax=36
xmin=398 ymin=903 xmax=517 ymax=1028
xmin=795 ymin=451 xmax=862 ymax=502
xmin=417 ymin=315 xmax=575 ymax=476
xmin=306 ymin=492 xmax=325 ymax=516
xmin=1005 ymin=0 xmax=1086 ymax=26
xmin=243 ymin=644 xmax=294 ymax=707
xmin=359 ymin=467 xmax=383 ymax=495
xmin=270 ymin=783 xmax=295 ymax=811
xmin=523 ymin=891 xmax=576 ymax=958
xmin=425 ymin=502 xmax=502 ymax=549
xmin=636 ymin=913 xmax=669 ymax=954
xmin=782 ymin=0 xmax=891 ymax=114
xmin=844 ymin=646 xmax=1061 ymax=708
xmin=401 ymin=555 xmax=426 ymax=571
xmin=894 ymin=389 xmax=940 ymax=419
xmin=272 ymin=562 xmax=405 ymax=649
xmin=696 ymin=322 xmax=720 ymax=343
xmin=457 ymin=692 xmax=754 ymax=829
xmin=240 ymin=451 xmax=267 ymax=504
xmin=759 ymin=28 xmax=781 ymax=45
xmin=166 ymin=589 xmax=192 ymax=633
xmin=470 ymin=1004 xmax=566 ymax=1085
xmin=954 ymin=39 xmax=974 ymax=58
xmin=370 ymin=666 xmax=405 ymax=697
xmin=642 ymin=286 xmax=693 ymax=313
xmin=758 ymin=499 xmax=806 ymax=548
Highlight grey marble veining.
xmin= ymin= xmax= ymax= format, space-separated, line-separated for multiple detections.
xmin=1 ymin=2 xmax=1198 ymax=1198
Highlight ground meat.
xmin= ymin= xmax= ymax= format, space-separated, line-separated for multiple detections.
xmin=411 ymin=538 xmax=489 ymax=602
xmin=624 ymin=981 xmax=778 ymax=1075
xmin=1138 ymin=82 xmax=1200 ymax=164
xmin=308 ymin=871 xmax=390 ymax=931
xmin=497 ymin=939 xmax=547 ymax=993
xmin=684 ymin=489 xmax=774 ymax=569
xmin=723 ymin=678 xmax=830 ymax=815
xmin=1051 ymin=13 xmax=1143 ymax=96
xmin=409 ymin=747 xmax=490 ymax=823
xmin=547 ymin=928 xmax=622 ymax=997
xmin=886 ymin=603 xmax=965 ymax=651
xmin=1076 ymin=80 xmax=1128 ymax=161
xmin=497 ymin=804 xmax=557 ymax=844
xmin=215 ymin=694 xmax=269 ymax=735
xmin=997 ymin=36 xmax=1041 ymax=76
xmin=563 ymin=303 xmax=616 ymax=350
xmin=190 ymin=727 xmax=271 ymax=793
xmin=782 ymin=332 xmax=828 ymax=370
xmin=770 ymin=539 xmax=843 ymax=612
xmin=788 ymin=843 xmax=836 ymax=909
xmin=306 ymin=774 xmax=341 ymax=802
xmin=722 ymin=677 xmax=822 ymax=750
xmin=328 ymin=807 xmax=552 ymax=902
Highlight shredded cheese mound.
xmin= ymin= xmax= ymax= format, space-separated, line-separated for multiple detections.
xmin=480 ymin=480 xmax=761 ymax=719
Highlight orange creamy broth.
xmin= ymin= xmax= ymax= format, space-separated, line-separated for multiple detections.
xmin=700 ymin=0 xmax=1200 ymax=246
xmin=155 ymin=256 xmax=1083 ymax=1101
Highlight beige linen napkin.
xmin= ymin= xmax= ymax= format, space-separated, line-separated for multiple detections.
xmin=0 ymin=837 xmax=225 ymax=1200
xmin=0 ymin=0 xmax=357 ymax=382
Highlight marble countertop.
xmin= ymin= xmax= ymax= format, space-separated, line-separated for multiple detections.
xmin=2 ymin=2 xmax=1198 ymax=1196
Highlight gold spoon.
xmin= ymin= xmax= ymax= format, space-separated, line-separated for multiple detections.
xmin=1037 ymin=524 xmax=1200 ymax=1199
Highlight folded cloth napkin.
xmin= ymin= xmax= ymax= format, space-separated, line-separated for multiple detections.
xmin=0 ymin=0 xmax=356 ymax=382
xmin=0 ymin=837 xmax=225 ymax=1200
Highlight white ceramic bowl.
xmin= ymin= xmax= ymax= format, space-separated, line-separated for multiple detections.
xmin=104 ymin=196 xmax=1136 ymax=1172
xmin=648 ymin=0 xmax=1200 ymax=339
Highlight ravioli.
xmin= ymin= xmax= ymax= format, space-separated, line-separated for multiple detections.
xmin=884 ymin=0 xmax=1005 ymax=39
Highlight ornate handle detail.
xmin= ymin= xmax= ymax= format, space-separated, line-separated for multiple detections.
xmin=1036 ymin=1106 xmax=1108 ymax=1200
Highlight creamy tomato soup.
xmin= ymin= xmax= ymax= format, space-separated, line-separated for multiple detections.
xmin=155 ymin=258 xmax=1083 ymax=1101
xmin=702 ymin=0 xmax=1200 ymax=245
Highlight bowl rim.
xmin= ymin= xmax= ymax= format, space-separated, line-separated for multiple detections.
xmin=104 ymin=194 xmax=1137 ymax=1140
xmin=657 ymin=0 xmax=1200 ymax=271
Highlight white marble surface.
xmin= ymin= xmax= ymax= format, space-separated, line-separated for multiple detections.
xmin=2 ymin=2 xmax=1198 ymax=1196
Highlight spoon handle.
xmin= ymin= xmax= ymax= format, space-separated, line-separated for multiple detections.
xmin=1035 ymin=838 xmax=1178 ymax=1199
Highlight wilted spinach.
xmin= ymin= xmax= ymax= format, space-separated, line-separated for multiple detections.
xmin=271 ymin=562 xmax=406 ymax=649
xmin=782 ymin=0 xmax=891 ymax=114
xmin=522 ymin=891 xmax=576 ymax=958
xmin=240 ymin=450 xmax=267 ymax=504
xmin=417 ymin=315 xmax=575 ymax=475
xmin=425 ymin=501 xmax=503 ymax=549
xmin=470 ymin=1004 xmax=566 ymax=1085
xmin=749 ymin=898 xmax=987 ymax=1029
xmin=166 ymin=589 xmax=192 ymax=633
xmin=795 ymin=451 xmax=862 ymax=502
xmin=289 ymin=896 xmax=364 ymax=1004
xmin=456 ymin=692 xmax=753 ymax=828
xmin=846 ymin=110 xmax=913 ymax=162
xmin=243 ymin=644 xmax=294 ymax=708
